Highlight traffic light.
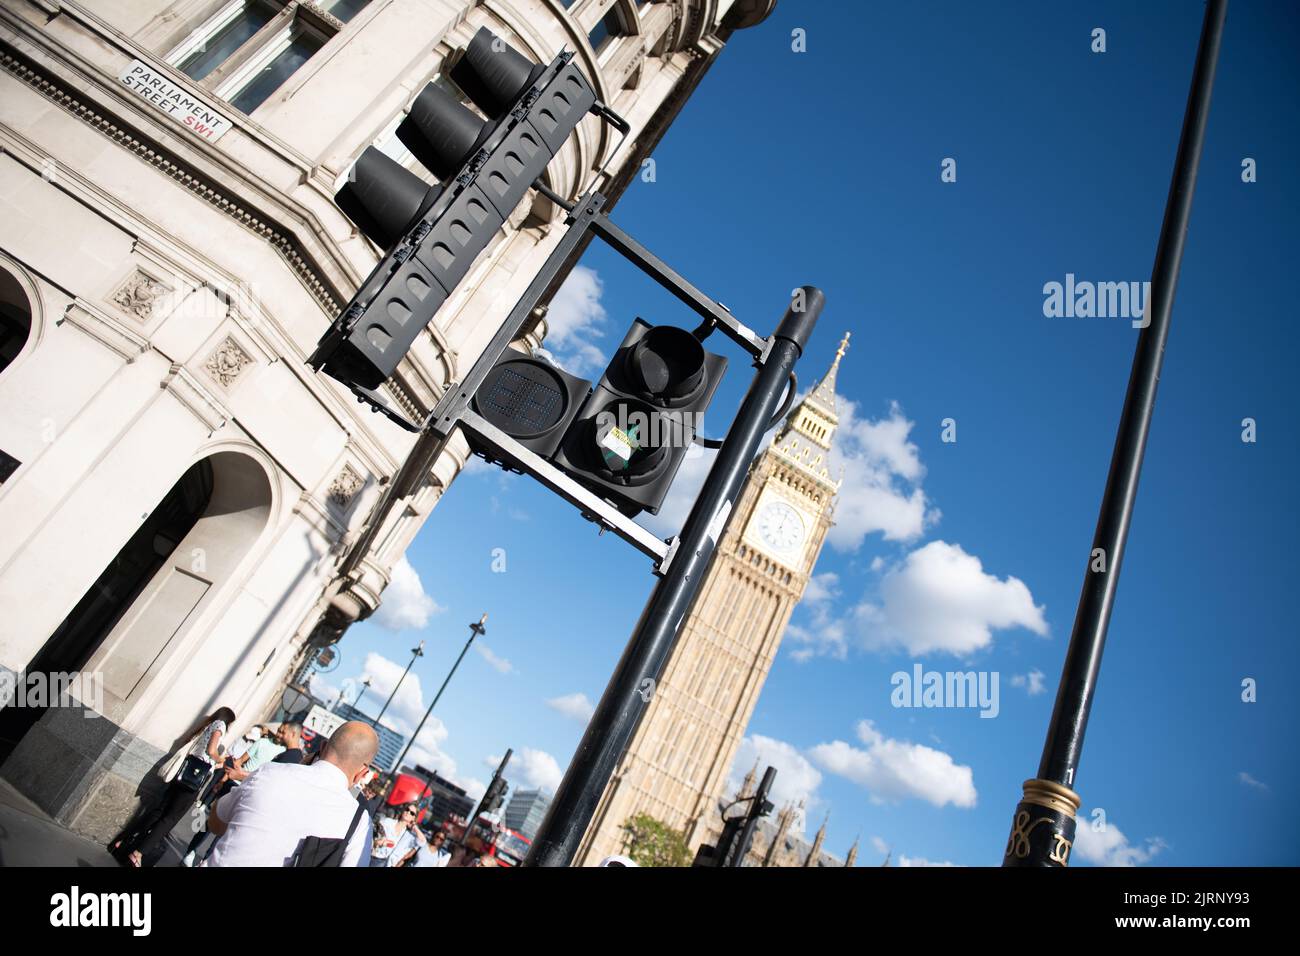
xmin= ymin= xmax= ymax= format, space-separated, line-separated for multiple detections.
xmin=552 ymin=321 xmax=727 ymax=517
xmin=693 ymin=766 xmax=776 ymax=867
xmin=311 ymin=28 xmax=597 ymax=390
xmin=469 ymin=349 xmax=591 ymax=469
xmin=480 ymin=775 xmax=508 ymax=815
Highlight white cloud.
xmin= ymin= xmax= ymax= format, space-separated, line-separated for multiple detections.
xmin=372 ymin=556 xmax=443 ymax=632
xmin=1239 ymin=771 xmax=1269 ymax=792
xmin=404 ymin=718 xmax=455 ymax=778
xmin=787 ymin=611 xmax=850 ymax=662
xmin=492 ymin=748 xmax=564 ymax=795
xmin=541 ymin=265 xmax=608 ymax=374
xmin=857 ymin=540 xmax=1048 ymax=657
xmin=727 ymin=734 xmax=824 ymax=830
xmin=803 ymin=572 xmax=840 ymax=605
xmin=475 ymin=643 xmax=514 ymax=674
xmin=1010 ymin=668 xmax=1048 ymax=695
xmin=809 ymin=720 xmax=977 ymax=809
xmin=788 ymin=573 xmax=849 ymax=662
xmin=458 ymin=777 xmax=487 ymax=801
xmin=826 ymin=400 xmax=937 ymax=550
xmin=870 ymin=835 xmax=890 ymax=856
xmin=306 ymin=673 xmax=342 ymax=709
xmin=360 ymin=651 xmax=428 ymax=734
xmin=359 ymin=651 xmax=457 ymax=778
xmin=546 ymin=692 xmax=595 ymax=723
xmin=789 ymin=540 xmax=1048 ymax=662
xmin=1072 ymin=817 xmax=1167 ymax=866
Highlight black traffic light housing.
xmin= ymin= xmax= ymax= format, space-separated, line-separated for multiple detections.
xmin=481 ymin=776 xmax=508 ymax=815
xmin=468 ymin=350 xmax=591 ymax=470
xmin=311 ymin=28 xmax=596 ymax=390
xmin=553 ymin=320 xmax=726 ymax=517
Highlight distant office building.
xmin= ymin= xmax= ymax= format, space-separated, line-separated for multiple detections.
xmin=333 ymin=702 xmax=402 ymax=773
xmin=505 ymin=788 xmax=552 ymax=840
xmin=403 ymin=765 xmax=474 ymax=826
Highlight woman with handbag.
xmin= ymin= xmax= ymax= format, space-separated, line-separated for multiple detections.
xmin=114 ymin=706 xmax=236 ymax=867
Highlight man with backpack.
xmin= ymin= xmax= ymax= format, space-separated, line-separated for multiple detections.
xmin=203 ymin=721 xmax=379 ymax=867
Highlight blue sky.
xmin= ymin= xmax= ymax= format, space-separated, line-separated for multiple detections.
xmin=318 ymin=1 xmax=1299 ymax=866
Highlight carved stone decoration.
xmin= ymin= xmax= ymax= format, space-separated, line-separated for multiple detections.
xmin=204 ymin=336 xmax=254 ymax=388
xmin=111 ymin=270 xmax=168 ymax=321
xmin=327 ymin=465 xmax=364 ymax=509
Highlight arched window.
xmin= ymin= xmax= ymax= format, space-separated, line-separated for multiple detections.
xmin=0 ymin=267 xmax=33 ymax=376
xmin=588 ymin=5 xmax=636 ymax=59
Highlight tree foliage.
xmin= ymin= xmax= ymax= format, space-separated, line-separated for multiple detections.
xmin=620 ymin=813 xmax=693 ymax=868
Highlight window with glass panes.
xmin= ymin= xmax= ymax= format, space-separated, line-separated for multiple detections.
xmin=587 ymin=4 xmax=637 ymax=59
xmin=166 ymin=0 xmax=371 ymax=115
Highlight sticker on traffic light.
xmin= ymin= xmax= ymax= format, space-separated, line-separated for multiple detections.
xmin=554 ymin=321 xmax=726 ymax=517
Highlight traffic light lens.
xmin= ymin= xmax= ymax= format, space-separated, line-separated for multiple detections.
xmin=476 ymin=360 xmax=572 ymax=438
xmin=627 ymin=325 xmax=706 ymax=405
xmin=592 ymin=398 xmax=668 ymax=480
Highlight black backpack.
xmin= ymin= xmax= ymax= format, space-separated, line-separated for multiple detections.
xmin=291 ymin=801 xmax=369 ymax=867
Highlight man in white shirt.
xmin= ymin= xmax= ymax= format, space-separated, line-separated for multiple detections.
xmin=203 ymin=721 xmax=379 ymax=867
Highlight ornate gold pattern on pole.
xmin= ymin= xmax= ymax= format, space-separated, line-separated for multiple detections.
xmin=1002 ymin=778 xmax=1080 ymax=867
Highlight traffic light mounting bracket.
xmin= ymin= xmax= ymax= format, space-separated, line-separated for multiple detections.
xmin=337 ymin=186 xmax=781 ymax=581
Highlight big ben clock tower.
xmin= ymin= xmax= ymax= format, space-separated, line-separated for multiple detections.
xmin=576 ymin=334 xmax=851 ymax=865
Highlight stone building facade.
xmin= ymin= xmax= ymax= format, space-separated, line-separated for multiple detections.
xmin=0 ymin=0 xmax=772 ymax=841
xmin=577 ymin=335 xmax=857 ymax=866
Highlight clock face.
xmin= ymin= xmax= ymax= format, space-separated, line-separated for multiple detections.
xmin=755 ymin=499 xmax=806 ymax=555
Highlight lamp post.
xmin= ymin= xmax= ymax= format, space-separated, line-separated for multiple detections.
xmin=384 ymin=614 xmax=487 ymax=790
xmin=332 ymin=675 xmax=372 ymax=714
xmin=372 ymin=641 xmax=424 ymax=730
xmin=353 ymin=676 xmax=373 ymax=715
xmin=1001 ymin=0 xmax=1227 ymax=867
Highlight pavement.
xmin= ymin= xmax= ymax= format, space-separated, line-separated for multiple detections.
xmin=0 ymin=777 xmax=193 ymax=868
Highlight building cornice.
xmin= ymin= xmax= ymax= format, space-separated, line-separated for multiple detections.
xmin=161 ymin=362 xmax=232 ymax=432
xmin=61 ymin=299 xmax=148 ymax=362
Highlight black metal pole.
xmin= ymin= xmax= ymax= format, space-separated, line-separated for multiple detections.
xmin=524 ymin=288 xmax=823 ymax=867
xmin=384 ymin=615 xmax=486 ymax=788
xmin=1003 ymin=0 xmax=1227 ymax=866
xmin=727 ymin=765 xmax=776 ymax=868
xmin=458 ymin=749 xmax=512 ymax=851
xmin=372 ymin=640 xmax=424 ymax=730
xmin=353 ymin=678 xmax=372 ymax=716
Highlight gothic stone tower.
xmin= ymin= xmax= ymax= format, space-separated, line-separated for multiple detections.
xmin=576 ymin=334 xmax=851 ymax=865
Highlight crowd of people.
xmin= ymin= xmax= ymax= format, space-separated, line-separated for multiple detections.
xmin=107 ymin=711 xmax=506 ymax=868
